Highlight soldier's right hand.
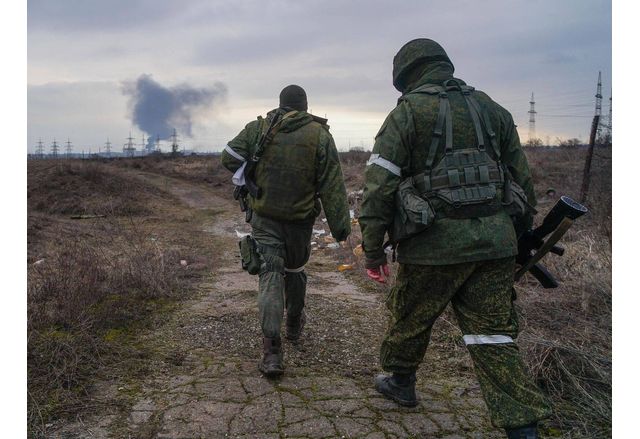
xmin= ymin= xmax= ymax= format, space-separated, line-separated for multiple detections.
xmin=366 ymin=263 xmax=390 ymax=284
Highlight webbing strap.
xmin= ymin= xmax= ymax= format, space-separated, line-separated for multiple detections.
xmin=461 ymin=90 xmax=486 ymax=152
xmin=425 ymin=92 xmax=449 ymax=171
xmin=466 ymin=93 xmax=500 ymax=159
xmin=257 ymin=110 xmax=298 ymax=155
xmin=444 ymin=96 xmax=453 ymax=155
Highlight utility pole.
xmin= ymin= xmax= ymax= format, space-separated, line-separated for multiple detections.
xmin=35 ymin=138 xmax=44 ymax=159
xmin=580 ymin=114 xmax=600 ymax=203
xmin=528 ymin=92 xmax=536 ymax=143
xmin=155 ymin=135 xmax=161 ymax=153
xmin=65 ymin=138 xmax=73 ymax=159
xmin=170 ymin=128 xmax=179 ymax=155
xmin=140 ymin=134 xmax=146 ymax=155
xmin=105 ymin=138 xmax=112 ymax=157
xmin=123 ymin=132 xmax=136 ymax=157
xmin=51 ymin=139 xmax=59 ymax=159
xmin=606 ymin=93 xmax=612 ymax=142
xmin=595 ymin=71 xmax=603 ymax=140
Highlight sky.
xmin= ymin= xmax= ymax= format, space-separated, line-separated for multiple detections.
xmin=27 ymin=0 xmax=612 ymax=153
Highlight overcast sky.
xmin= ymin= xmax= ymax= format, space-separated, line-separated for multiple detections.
xmin=27 ymin=0 xmax=611 ymax=153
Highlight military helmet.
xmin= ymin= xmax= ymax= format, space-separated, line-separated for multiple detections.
xmin=392 ymin=39 xmax=454 ymax=92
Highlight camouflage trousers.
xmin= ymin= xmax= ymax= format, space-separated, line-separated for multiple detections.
xmin=250 ymin=214 xmax=313 ymax=339
xmin=380 ymin=257 xmax=552 ymax=428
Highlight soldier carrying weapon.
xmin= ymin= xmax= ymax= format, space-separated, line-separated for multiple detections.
xmin=222 ymin=85 xmax=351 ymax=377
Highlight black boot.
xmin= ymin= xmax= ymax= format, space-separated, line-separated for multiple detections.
xmin=285 ymin=311 xmax=306 ymax=341
xmin=258 ymin=337 xmax=284 ymax=377
xmin=374 ymin=372 xmax=418 ymax=407
xmin=505 ymin=423 xmax=538 ymax=439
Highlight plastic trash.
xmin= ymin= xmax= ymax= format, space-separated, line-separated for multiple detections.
xmin=337 ymin=264 xmax=354 ymax=272
xmin=327 ymin=243 xmax=340 ymax=249
xmin=235 ymin=230 xmax=251 ymax=238
xmin=353 ymin=244 xmax=364 ymax=256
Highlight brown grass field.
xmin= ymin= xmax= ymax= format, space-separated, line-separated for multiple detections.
xmin=27 ymin=146 xmax=611 ymax=438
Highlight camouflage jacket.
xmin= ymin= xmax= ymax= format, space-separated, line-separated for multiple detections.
xmin=222 ymin=109 xmax=351 ymax=241
xmin=359 ymin=64 xmax=536 ymax=265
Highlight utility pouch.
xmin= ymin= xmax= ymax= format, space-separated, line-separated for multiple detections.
xmin=503 ymin=180 xmax=536 ymax=219
xmin=239 ymin=235 xmax=261 ymax=275
xmin=390 ymin=177 xmax=436 ymax=243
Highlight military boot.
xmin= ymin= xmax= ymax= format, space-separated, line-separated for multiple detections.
xmin=285 ymin=311 xmax=306 ymax=341
xmin=505 ymin=423 xmax=538 ymax=439
xmin=374 ymin=372 xmax=418 ymax=407
xmin=258 ymin=337 xmax=284 ymax=377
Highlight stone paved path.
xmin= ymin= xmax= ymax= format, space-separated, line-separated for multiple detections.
xmin=50 ymin=176 xmax=503 ymax=439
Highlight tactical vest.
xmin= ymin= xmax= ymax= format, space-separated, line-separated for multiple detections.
xmin=404 ymin=80 xmax=506 ymax=219
xmin=250 ymin=118 xmax=321 ymax=222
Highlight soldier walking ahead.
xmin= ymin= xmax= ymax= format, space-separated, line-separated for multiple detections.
xmin=359 ymin=39 xmax=552 ymax=438
xmin=222 ymin=85 xmax=351 ymax=377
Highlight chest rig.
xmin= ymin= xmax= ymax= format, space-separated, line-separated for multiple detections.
xmin=407 ymin=80 xmax=505 ymax=219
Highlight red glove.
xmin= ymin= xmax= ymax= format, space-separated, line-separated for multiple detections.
xmin=367 ymin=263 xmax=390 ymax=284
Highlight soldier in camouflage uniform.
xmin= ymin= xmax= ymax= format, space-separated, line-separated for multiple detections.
xmin=222 ymin=85 xmax=351 ymax=377
xmin=359 ymin=39 xmax=552 ymax=439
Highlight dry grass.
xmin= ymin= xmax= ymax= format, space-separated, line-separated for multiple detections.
xmin=27 ymin=159 xmax=217 ymax=438
xmin=27 ymin=222 xmax=188 ymax=437
xmin=27 ymin=147 xmax=611 ymax=437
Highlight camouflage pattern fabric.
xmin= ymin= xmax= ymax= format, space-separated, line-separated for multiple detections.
xmin=222 ymin=109 xmax=351 ymax=242
xmin=250 ymin=213 xmax=313 ymax=338
xmin=359 ymin=57 xmax=536 ymax=266
xmin=381 ymin=257 xmax=552 ymax=428
xmin=392 ymin=38 xmax=453 ymax=92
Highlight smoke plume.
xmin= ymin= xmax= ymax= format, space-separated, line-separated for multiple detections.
xmin=122 ymin=74 xmax=227 ymax=148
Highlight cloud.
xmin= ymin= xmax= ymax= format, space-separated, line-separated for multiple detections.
xmin=27 ymin=0 xmax=612 ymax=149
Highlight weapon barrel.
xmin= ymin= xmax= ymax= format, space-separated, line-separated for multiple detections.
xmin=533 ymin=196 xmax=588 ymax=239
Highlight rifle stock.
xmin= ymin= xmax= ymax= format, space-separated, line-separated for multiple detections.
xmin=516 ymin=196 xmax=588 ymax=288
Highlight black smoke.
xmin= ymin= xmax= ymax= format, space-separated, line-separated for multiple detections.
xmin=122 ymin=74 xmax=227 ymax=148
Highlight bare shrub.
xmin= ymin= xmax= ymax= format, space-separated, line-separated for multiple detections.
xmin=27 ymin=221 xmax=186 ymax=437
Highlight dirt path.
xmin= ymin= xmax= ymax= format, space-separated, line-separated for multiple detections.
xmin=51 ymin=174 xmax=503 ymax=439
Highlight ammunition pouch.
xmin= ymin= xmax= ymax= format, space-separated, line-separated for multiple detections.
xmin=390 ymin=177 xmax=436 ymax=243
xmin=503 ymin=180 xmax=533 ymax=218
xmin=239 ymin=235 xmax=261 ymax=275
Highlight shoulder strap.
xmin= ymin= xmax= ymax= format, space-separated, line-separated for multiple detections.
xmin=460 ymin=88 xmax=486 ymax=152
xmin=424 ymin=90 xmax=451 ymax=172
xmin=464 ymin=93 xmax=500 ymax=159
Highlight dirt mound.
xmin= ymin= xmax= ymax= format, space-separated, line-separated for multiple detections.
xmin=27 ymin=160 xmax=177 ymax=216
